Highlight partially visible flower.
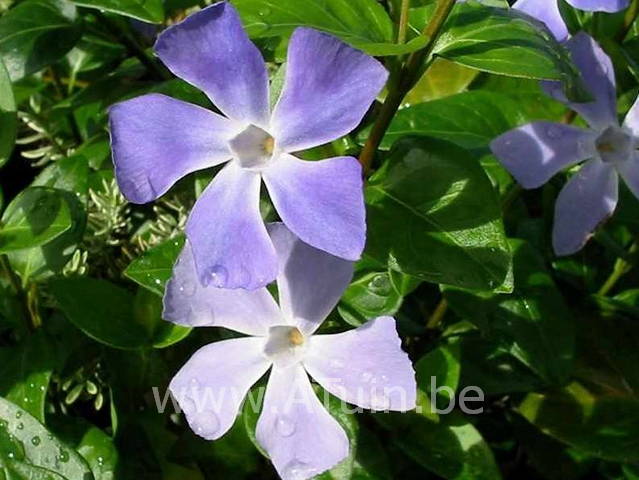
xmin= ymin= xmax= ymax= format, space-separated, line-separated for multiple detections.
xmin=109 ymin=2 xmax=388 ymax=290
xmin=163 ymin=223 xmax=416 ymax=480
xmin=491 ymin=33 xmax=639 ymax=255
xmin=513 ymin=0 xmax=630 ymax=40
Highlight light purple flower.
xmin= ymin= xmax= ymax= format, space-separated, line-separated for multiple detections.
xmin=108 ymin=2 xmax=388 ymax=290
xmin=514 ymin=0 xmax=630 ymax=40
xmin=491 ymin=33 xmax=639 ymax=256
xmin=163 ymin=223 xmax=416 ymax=480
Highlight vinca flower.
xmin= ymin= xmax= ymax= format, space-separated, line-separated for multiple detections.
xmin=109 ymin=2 xmax=388 ymax=290
xmin=491 ymin=33 xmax=639 ymax=255
xmin=163 ymin=223 xmax=416 ymax=480
xmin=513 ymin=0 xmax=630 ymax=40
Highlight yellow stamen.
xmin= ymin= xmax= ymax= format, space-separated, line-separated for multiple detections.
xmin=288 ymin=328 xmax=304 ymax=346
xmin=263 ymin=136 xmax=275 ymax=155
xmin=597 ymin=142 xmax=615 ymax=153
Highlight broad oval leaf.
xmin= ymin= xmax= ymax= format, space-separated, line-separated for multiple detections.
xmin=70 ymin=0 xmax=164 ymax=23
xmin=234 ymin=0 xmax=426 ymax=56
xmin=0 ymin=58 xmax=16 ymax=168
xmin=0 ymin=396 xmax=93 ymax=479
xmin=365 ymin=137 xmax=512 ymax=291
xmin=412 ymin=2 xmax=585 ymax=99
xmin=360 ymin=90 xmax=525 ymax=151
xmin=49 ymin=277 xmax=151 ymax=350
xmin=0 ymin=0 xmax=82 ymax=81
xmin=124 ymin=235 xmax=184 ymax=296
xmin=0 ymin=187 xmax=73 ymax=254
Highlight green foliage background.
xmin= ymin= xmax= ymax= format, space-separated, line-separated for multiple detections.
xmin=0 ymin=0 xmax=638 ymax=478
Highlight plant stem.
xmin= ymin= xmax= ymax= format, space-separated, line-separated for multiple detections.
xmin=427 ymin=298 xmax=448 ymax=329
xmin=95 ymin=11 xmax=170 ymax=81
xmin=358 ymin=0 xmax=457 ymax=173
xmin=397 ymin=0 xmax=411 ymax=44
xmin=597 ymin=240 xmax=637 ymax=296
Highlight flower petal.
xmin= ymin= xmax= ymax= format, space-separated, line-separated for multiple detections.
xmin=263 ymin=154 xmax=365 ymax=261
xmin=623 ymin=94 xmax=639 ymax=138
xmin=170 ymin=337 xmax=270 ymax=440
xmin=491 ymin=122 xmax=597 ymax=188
xmin=271 ymin=28 xmax=387 ymax=152
xmin=553 ymin=159 xmax=618 ymax=255
xmin=566 ymin=0 xmax=630 ymax=12
xmin=163 ymin=241 xmax=282 ymax=335
xmin=267 ymin=223 xmax=353 ymax=335
xmin=109 ymin=93 xmax=234 ymax=204
xmin=513 ymin=0 xmax=568 ymax=41
xmin=305 ymin=316 xmax=416 ymax=412
xmin=542 ymin=33 xmax=617 ymax=130
xmin=256 ymin=364 xmax=349 ymax=480
xmin=154 ymin=2 xmax=269 ymax=126
xmin=617 ymin=152 xmax=639 ymax=200
xmin=186 ymin=162 xmax=277 ymax=290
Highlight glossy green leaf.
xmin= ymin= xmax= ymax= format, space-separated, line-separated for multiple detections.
xmin=0 ymin=187 xmax=73 ymax=254
xmin=71 ymin=0 xmax=164 ymax=23
xmin=0 ymin=0 xmax=81 ymax=81
xmin=0 ymin=59 xmax=16 ymax=168
xmin=362 ymin=90 xmax=525 ymax=150
xmin=49 ymin=277 xmax=150 ymax=349
xmin=519 ymin=382 xmax=639 ymax=463
xmin=413 ymin=2 xmax=586 ymax=98
xmin=0 ymin=332 xmax=55 ymax=422
xmin=415 ymin=340 xmax=461 ymax=410
xmin=444 ymin=240 xmax=575 ymax=385
xmin=124 ymin=235 xmax=184 ymax=296
xmin=0 ymin=396 xmax=92 ymax=479
xmin=365 ymin=137 xmax=512 ymax=291
xmin=234 ymin=0 xmax=426 ymax=56
xmin=377 ymin=392 xmax=501 ymax=479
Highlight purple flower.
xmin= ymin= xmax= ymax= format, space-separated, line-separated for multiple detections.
xmin=108 ymin=2 xmax=388 ymax=290
xmin=163 ymin=223 xmax=416 ymax=480
xmin=514 ymin=0 xmax=630 ymax=40
xmin=491 ymin=33 xmax=639 ymax=255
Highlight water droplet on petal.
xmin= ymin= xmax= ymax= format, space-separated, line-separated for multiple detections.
xmin=15 ymin=411 xmax=22 ymax=419
xmin=31 ymin=436 xmax=40 ymax=446
xmin=179 ymin=280 xmax=196 ymax=297
xmin=283 ymin=460 xmax=317 ymax=480
xmin=360 ymin=371 xmax=373 ymax=383
xmin=58 ymin=449 xmax=69 ymax=463
xmin=276 ymin=416 xmax=296 ymax=437
xmin=329 ymin=358 xmax=344 ymax=370
xmin=203 ymin=265 xmax=229 ymax=287
xmin=16 ymin=423 xmax=23 ymax=430
xmin=193 ymin=411 xmax=220 ymax=438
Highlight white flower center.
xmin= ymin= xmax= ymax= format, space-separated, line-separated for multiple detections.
xmin=229 ymin=124 xmax=276 ymax=170
xmin=596 ymin=125 xmax=635 ymax=165
xmin=263 ymin=326 xmax=307 ymax=368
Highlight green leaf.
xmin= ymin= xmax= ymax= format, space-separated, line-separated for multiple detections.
xmin=361 ymin=90 xmax=525 ymax=151
xmin=71 ymin=0 xmax=164 ymax=23
xmin=377 ymin=392 xmax=501 ymax=479
xmin=233 ymin=0 xmax=426 ymax=56
xmin=413 ymin=2 xmax=585 ymax=98
xmin=0 ymin=187 xmax=73 ymax=254
xmin=403 ymin=58 xmax=479 ymax=105
xmin=0 ymin=396 xmax=92 ymax=479
xmin=0 ymin=0 xmax=81 ymax=81
xmin=338 ymin=257 xmax=417 ymax=326
xmin=124 ymin=235 xmax=184 ymax=296
xmin=444 ymin=240 xmax=575 ymax=385
xmin=415 ymin=340 xmax=461 ymax=410
xmin=519 ymin=382 xmax=639 ymax=463
xmin=49 ymin=416 xmax=118 ymax=480
xmin=49 ymin=277 xmax=151 ymax=349
xmin=365 ymin=137 xmax=512 ymax=291
xmin=0 ymin=58 xmax=16 ymax=168
xmin=0 ymin=332 xmax=56 ymax=422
